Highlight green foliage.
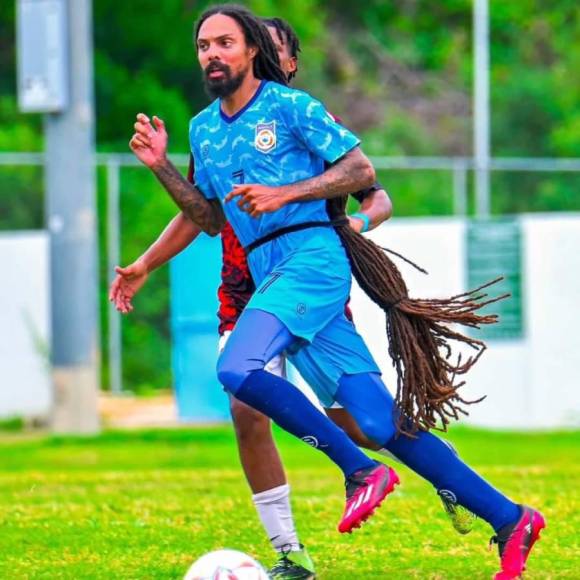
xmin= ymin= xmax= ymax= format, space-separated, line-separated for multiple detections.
xmin=97 ymin=166 xmax=181 ymax=393
xmin=0 ymin=97 xmax=44 ymax=230
xmin=0 ymin=165 xmax=43 ymax=230
xmin=0 ymin=426 xmax=578 ymax=578
xmin=1 ymin=0 xmax=580 ymax=390
xmin=0 ymin=416 xmax=24 ymax=432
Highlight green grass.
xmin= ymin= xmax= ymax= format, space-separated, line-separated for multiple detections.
xmin=0 ymin=427 xmax=578 ymax=579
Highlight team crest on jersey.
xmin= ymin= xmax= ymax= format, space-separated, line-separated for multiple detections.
xmin=255 ymin=121 xmax=277 ymax=153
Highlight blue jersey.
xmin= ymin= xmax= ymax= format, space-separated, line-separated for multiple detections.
xmin=195 ymin=82 xmax=381 ymax=387
xmin=189 ymin=81 xmax=361 ymax=250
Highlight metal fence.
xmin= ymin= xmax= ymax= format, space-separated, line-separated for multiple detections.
xmin=2 ymin=152 xmax=580 ymax=394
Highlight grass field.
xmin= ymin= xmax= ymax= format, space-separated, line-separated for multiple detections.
xmin=1 ymin=426 xmax=578 ymax=579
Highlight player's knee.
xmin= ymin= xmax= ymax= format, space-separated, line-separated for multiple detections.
xmin=346 ymin=429 xmax=382 ymax=452
xmin=329 ymin=409 xmax=382 ymax=451
xmin=356 ymin=415 xmax=396 ymax=447
xmin=217 ymin=356 xmax=250 ymax=395
xmin=230 ymin=398 xmax=270 ymax=443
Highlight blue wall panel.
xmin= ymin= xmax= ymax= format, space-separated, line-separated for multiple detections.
xmin=170 ymin=234 xmax=230 ymax=421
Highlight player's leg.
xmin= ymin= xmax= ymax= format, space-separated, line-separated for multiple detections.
xmin=218 ymin=308 xmax=375 ymax=477
xmin=290 ymin=313 xmax=520 ymax=530
xmin=230 ymin=397 xmax=315 ymax=580
xmin=335 ymin=372 xmax=545 ymax=577
xmin=335 ymin=372 xmax=519 ymax=527
xmin=220 ymin=330 xmax=288 ymax=494
xmin=217 ymin=308 xmax=387 ymax=533
xmin=326 ymin=405 xmax=476 ymax=534
xmin=219 ymin=331 xmax=315 ymax=578
xmin=286 ymin=318 xmax=401 ymax=534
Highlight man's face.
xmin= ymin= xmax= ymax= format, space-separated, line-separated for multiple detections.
xmin=267 ymin=25 xmax=297 ymax=80
xmin=196 ymin=14 xmax=256 ymax=98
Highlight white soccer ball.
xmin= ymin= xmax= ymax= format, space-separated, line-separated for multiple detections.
xmin=183 ymin=549 xmax=269 ymax=580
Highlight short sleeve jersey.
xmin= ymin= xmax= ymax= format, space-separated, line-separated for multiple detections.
xmin=188 ymin=80 xmax=361 ymax=248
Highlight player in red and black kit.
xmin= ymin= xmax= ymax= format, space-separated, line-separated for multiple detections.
xmin=111 ymin=18 xmax=472 ymax=579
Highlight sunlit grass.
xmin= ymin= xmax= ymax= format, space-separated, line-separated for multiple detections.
xmin=0 ymin=427 xmax=577 ymax=579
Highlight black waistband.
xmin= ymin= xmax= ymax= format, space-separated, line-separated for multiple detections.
xmin=243 ymin=218 xmax=348 ymax=255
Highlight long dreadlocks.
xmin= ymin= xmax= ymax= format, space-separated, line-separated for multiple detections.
xmin=326 ymin=196 xmax=507 ymax=436
xmin=195 ymin=5 xmax=288 ymax=86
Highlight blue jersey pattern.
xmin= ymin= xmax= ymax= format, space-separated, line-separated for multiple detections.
xmin=188 ymin=81 xmax=360 ymax=248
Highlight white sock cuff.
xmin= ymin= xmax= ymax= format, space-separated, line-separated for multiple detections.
xmin=252 ymin=483 xmax=290 ymax=505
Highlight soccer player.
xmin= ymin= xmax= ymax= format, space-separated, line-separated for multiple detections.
xmin=113 ymin=16 xmax=477 ymax=578
xmin=111 ymin=17 xmax=392 ymax=579
xmin=128 ymin=5 xmax=544 ymax=578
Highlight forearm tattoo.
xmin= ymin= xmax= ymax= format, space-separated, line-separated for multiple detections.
xmin=153 ymin=160 xmax=224 ymax=235
xmin=285 ymin=149 xmax=374 ymax=203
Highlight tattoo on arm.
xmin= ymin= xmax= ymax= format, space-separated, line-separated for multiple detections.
xmin=282 ymin=148 xmax=376 ymax=204
xmin=152 ymin=159 xmax=225 ymax=235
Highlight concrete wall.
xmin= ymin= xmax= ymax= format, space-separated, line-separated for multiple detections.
xmin=6 ymin=216 xmax=576 ymax=429
xmin=0 ymin=232 xmax=51 ymax=419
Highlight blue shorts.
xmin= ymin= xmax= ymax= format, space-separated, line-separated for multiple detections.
xmin=288 ymin=313 xmax=380 ymax=407
xmin=245 ymin=225 xmax=380 ymax=405
xmin=246 ymin=226 xmax=352 ymax=342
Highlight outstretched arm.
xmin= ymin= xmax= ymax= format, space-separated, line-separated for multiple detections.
xmin=225 ymin=147 xmax=375 ymax=218
xmin=109 ymin=213 xmax=202 ymax=314
xmin=137 ymin=212 xmax=202 ymax=274
xmin=130 ymin=113 xmax=225 ymax=235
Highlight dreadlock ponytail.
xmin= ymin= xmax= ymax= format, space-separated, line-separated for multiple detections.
xmin=327 ymin=196 xmax=508 ymax=437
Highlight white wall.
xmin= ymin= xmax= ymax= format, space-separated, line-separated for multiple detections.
xmin=522 ymin=215 xmax=580 ymax=427
xmin=4 ymin=217 xmax=579 ymax=429
xmin=0 ymin=232 xmax=51 ymax=418
xmin=292 ymin=213 xmax=580 ymax=430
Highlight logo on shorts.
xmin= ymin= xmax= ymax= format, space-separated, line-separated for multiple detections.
xmin=201 ymin=144 xmax=210 ymax=159
xmin=255 ymin=121 xmax=276 ymax=153
xmin=297 ymin=303 xmax=307 ymax=315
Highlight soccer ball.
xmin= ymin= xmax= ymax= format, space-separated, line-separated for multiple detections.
xmin=183 ymin=549 xmax=269 ymax=580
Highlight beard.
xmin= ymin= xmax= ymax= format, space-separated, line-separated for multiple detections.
xmin=203 ymin=61 xmax=248 ymax=99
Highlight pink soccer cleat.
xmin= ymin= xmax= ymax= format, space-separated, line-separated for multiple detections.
xmin=491 ymin=505 xmax=546 ymax=579
xmin=338 ymin=462 xmax=400 ymax=534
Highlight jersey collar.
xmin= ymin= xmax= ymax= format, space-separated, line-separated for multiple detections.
xmin=219 ymin=80 xmax=267 ymax=124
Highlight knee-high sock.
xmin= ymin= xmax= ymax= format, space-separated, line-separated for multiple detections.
xmin=252 ymin=484 xmax=301 ymax=553
xmin=336 ymin=373 xmax=520 ymax=531
xmin=219 ymin=309 xmax=375 ymax=478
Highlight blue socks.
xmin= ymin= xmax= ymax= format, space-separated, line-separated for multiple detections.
xmin=386 ymin=430 xmax=520 ymax=531
xmin=336 ymin=372 xmax=520 ymax=531
xmin=235 ymin=370 xmax=375 ymax=477
xmin=218 ymin=304 xmax=521 ymax=532
xmin=217 ymin=309 xmax=375 ymax=478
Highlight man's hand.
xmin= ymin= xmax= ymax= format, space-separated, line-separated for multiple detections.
xmin=129 ymin=114 xmax=168 ymax=169
xmin=225 ymin=184 xmax=287 ymax=218
xmin=109 ymin=259 xmax=149 ymax=314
